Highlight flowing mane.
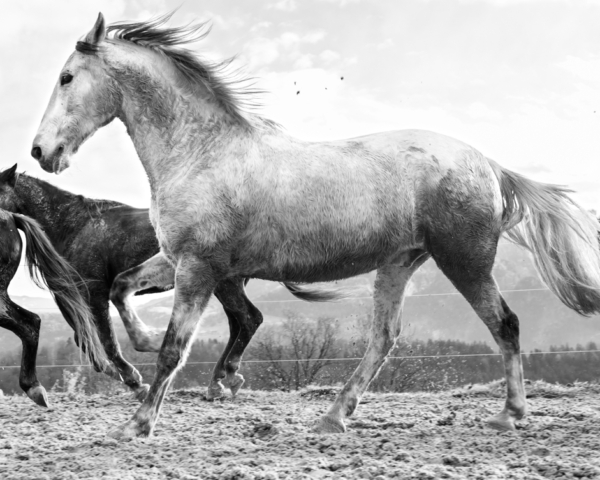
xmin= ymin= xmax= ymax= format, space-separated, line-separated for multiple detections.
xmin=78 ymin=12 xmax=263 ymax=128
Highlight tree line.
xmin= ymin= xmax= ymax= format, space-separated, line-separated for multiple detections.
xmin=0 ymin=312 xmax=598 ymax=395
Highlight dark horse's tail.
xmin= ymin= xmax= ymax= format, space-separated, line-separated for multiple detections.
xmin=282 ymin=283 xmax=344 ymax=302
xmin=488 ymin=159 xmax=600 ymax=315
xmin=12 ymin=214 xmax=109 ymax=369
xmin=242 ymin=278 xmax=344 ymax=302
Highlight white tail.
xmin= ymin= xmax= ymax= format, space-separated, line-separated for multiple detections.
xmin=488 ymin=159 xmax=600 ymax=315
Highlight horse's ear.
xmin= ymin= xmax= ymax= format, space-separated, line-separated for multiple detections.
xmin=84 ymin=12 xmax=106 ymax=45
xmin=0 ymin=164 xmax=18 ymax=187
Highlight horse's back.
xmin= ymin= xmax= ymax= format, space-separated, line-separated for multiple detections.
xmin=224 ymin=129 xmax=504 ymax=281
xmin=67 ymin=205 xmax=160 ymax=285
xmin=327 ymin=128 xmax=504 ymax=226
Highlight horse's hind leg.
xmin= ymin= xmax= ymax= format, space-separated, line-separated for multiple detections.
xmin=110 ymin=252 xmax=175 ymax=352
xmin=209 ymin=278 xmax=263 ymax=399
xmin=314 ymin=256 xmax=426 ymax=434
xmin=0 ymin=294 xmax=48 ymax=407
xmin=436 ymin=267 xmax=525 ymax=430
xmin=427 ymin=219 xmax=526 ymax=431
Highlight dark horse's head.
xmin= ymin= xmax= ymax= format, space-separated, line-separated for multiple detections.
xmin=0 ymin=164 xmax=22 ymax=213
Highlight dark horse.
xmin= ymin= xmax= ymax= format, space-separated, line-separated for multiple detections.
xmin=0 ymin=164 xmax=337 ymax=401
xmin=0 ymin=202 xmax=107 ymax=407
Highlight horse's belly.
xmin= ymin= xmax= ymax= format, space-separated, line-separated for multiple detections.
xmin=232 ymin=216 xmax=421 ymax=282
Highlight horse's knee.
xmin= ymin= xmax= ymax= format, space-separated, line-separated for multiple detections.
xmin=29 ymin=313 xmax=41 ymax=332
xmin=246 ymin=304 xmax=264 ymax=333
xmin=498 ymin=298 xmax=520 ymax=351
xmin=368 ymin=329 xmax=396 ymax=355
xmin=109 ymin=274 xmax=131 ymax=307
xmin=157 ymin=346 xmax=185 ymax=374
xmin=250 ymin=312 xmax=263 ymax=333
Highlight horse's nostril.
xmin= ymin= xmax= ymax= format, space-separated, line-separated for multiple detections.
xmin=31 ymin=146 xmax=42 ymax=161
xmin=57 ymin=145 xmax=64 ymax=156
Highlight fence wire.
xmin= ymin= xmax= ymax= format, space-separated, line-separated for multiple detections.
xmin=1 ymin=285 xmax=594 ymax=369
xmin=13 ymin=287 xmax=552 ymax=311
xmin=1 ymin=348 xmax=598 ymax=369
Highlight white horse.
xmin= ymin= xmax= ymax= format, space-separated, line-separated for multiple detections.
xmin=32 ymin=13 xmax=600 ymax=439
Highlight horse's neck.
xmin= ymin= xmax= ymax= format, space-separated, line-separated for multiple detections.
xmin=15 ymin=177 xmax=90 ymax=249
xmin=114 ymin=57 xmax=243 ymax=188
xmin=124 ymin=107 xmax=241 ymax=188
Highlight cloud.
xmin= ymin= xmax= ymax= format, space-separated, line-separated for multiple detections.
xmin=456 ymin=0 xmax=589 ymax=4
xmin=320 ymin=50 xmax=341 ymax=63
xmin=557 ymin=56 xmax=600 ymax=82
xmin=243 ymin=38 xmax=281 ymax=68
xmin=1 ymin=1 xmax=127 ymax=46
xmin=251 ymin=21 xmax=272 ymax=32
xmin=316 ymin=0 xmax=362 ymax=5
xmin=267 ymin=0 xmax=297 ymax=11
xmin=377 ymin=39 xmax=394 ymax=50
xmin=294 ymin=54 xmax=315 ymax=69
xmin=465 ymin=102 xmax=503 ymax=122
xmin=241 ymin=30 xmax=326 ymax=69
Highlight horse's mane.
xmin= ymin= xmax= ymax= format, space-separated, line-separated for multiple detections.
xmin=17 ymin=173 xmax=123 ymax=217
xmin=81 ymin=12 xmax=263 ymax=128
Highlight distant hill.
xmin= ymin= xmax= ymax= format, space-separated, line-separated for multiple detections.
xmin=1 ymin=240 xmax=599 ymax=355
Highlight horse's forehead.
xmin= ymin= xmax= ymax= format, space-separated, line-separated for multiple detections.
xmin=63 ymin=50 xmax=95 ymax=72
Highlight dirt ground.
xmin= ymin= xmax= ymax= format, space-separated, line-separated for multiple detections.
xmin=0 ymin=381 xmax=599 ymax=480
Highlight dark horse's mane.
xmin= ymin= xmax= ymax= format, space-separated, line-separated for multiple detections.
xmin=17 ymin=172 xmax=136 ymax=221
xmin=76 ymin=12 xmax=263 ymax=128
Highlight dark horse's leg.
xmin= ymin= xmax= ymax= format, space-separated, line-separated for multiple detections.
xmin=0 ymin=293 xmax=48 ymax=407
xmin=110 ymin=252 xmax=174 ymax=352
xmin=56 ymin=287 xmax=150 ymax=401
xmin=112 ymin=254 xmax=263 ymax=399
xmin=209 ymin=279 xmax=263 ymax=399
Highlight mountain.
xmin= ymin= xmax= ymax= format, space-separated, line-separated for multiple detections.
xmin=1 ymin=240 xmax=599 ymax=355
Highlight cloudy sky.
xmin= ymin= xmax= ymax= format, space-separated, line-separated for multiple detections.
xmin=3 ymin=0 xmax=600 ymax=298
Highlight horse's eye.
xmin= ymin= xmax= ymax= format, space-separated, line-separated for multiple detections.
xmin=60 ymin=73 xmax=73 ymax=86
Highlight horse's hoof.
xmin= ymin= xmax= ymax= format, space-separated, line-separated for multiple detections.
xmin=205 ymin=382 xmax=226 ymax=401
xmin=227 ymin=374 xmax=245 ymax=396
xmin=107 ymin=420 xmax=150 ymax=440
xmin=26 ymin=385 xmax=50 ymax=408
xmin=312 ymin=415 xmax=346 ymax=434
xmin=486 ymin=412 xmax=517 ymax=432
xmin=131 ymin=384 xmax=150 ymax=403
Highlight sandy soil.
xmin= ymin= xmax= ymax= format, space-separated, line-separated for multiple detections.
xmin=0 ymin=381 xmax=599 ymax=480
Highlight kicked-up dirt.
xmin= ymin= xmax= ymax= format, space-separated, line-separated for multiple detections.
xmin=0 ymin=381 xmax=599 ymax=479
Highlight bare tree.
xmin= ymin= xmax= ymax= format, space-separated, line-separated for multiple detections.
xmin=248 ymin=312 xmax=339 ymax=390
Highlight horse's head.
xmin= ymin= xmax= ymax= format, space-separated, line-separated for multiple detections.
xmin=31 ymin=13 xmax=120 ymax=174
xmin=0 ymin=164 xmax=21 ymax=212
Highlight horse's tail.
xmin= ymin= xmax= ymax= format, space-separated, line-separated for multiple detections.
xmin=488 ymin=159 xmax=600 ymax=315
xmin=282 ymin=283 xmax=345 ymax=302
xmin=12 ymin=213 xmax=109 ymax=368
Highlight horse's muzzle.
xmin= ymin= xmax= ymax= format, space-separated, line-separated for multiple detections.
xmin=31 ymin=142 xmax=67 ymax=174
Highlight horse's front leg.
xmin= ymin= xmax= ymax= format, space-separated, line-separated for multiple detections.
xmin=208 ymin=278 xmax=263 ymax=399
xmin=0 ymin=298 xmax=48 ymax=407
xmin=108 ymin=256 xmax=216 ymax=439
xmin=110 ymin=252 xmax=175 ymax=352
